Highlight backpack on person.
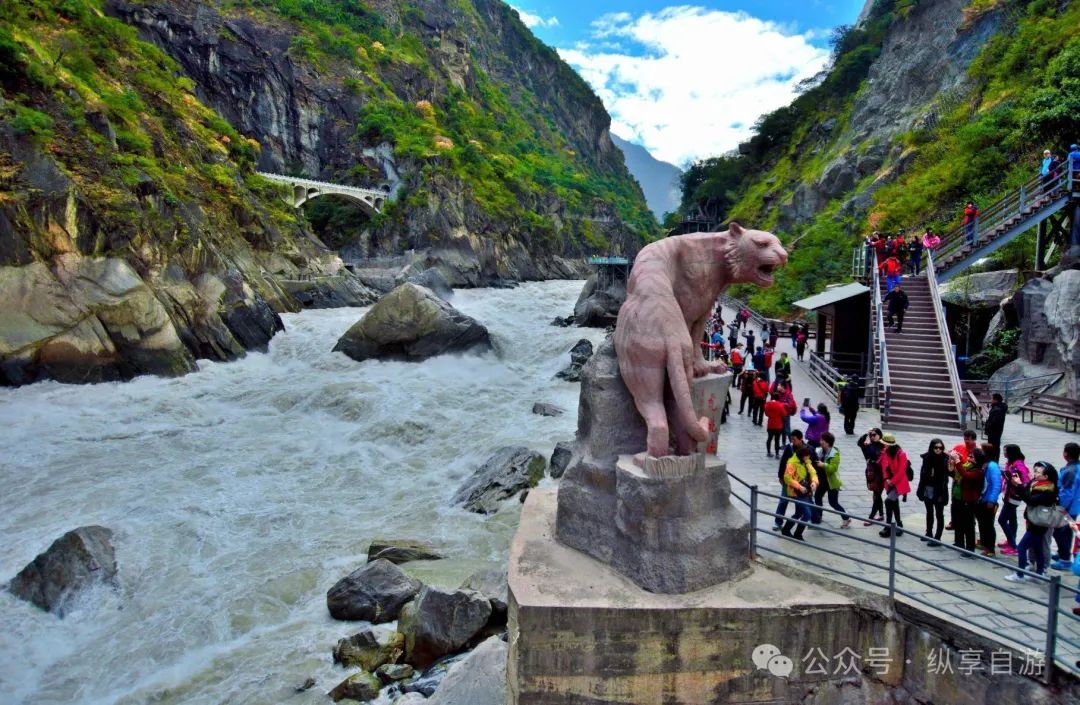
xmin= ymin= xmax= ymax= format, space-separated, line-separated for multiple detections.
xmin=906 ymin=459 xmax=914 ymax=481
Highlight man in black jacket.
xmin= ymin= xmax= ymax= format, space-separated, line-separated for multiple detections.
xmin=884 ymin=285 xmax=909 ymax=333
xmin=985 ymin=393 xmax=1007 ymax=461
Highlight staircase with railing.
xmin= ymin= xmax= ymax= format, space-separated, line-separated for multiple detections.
xmin=929 ymin=161 xmax=1076 ymax=282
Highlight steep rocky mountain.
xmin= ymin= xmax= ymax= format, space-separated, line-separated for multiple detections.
xmin=611 ymin=135 xmax=681 ymax=221
xmin=0 ymin=0 xmax=655 ymax=386
xmin=675 ymin=0 xmax=1080 ymax=316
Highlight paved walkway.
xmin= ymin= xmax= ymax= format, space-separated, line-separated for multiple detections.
xmin=715 ymin=305 xmax=1080 ymax=675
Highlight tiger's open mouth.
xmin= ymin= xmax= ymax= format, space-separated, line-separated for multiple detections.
xmin=757 ymin=263 xmax=777 ymax=282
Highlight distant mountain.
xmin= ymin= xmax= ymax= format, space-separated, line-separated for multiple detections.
xmin=611 ymin=135 xmax=682 ymax=221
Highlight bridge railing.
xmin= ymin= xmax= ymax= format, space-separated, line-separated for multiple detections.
xmin=256 ymin=172 xmax=390 ymax=196
xmin=925 ymin=249 xmax=964 ymax=426
xmin=731 ymin=472 xmax=1080 ymax=681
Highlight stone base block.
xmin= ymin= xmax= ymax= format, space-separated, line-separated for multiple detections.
xmin=510 ymin=489 xmax=856 ymax=705
xmin=614 ymin=455 xmax=749 ymax=593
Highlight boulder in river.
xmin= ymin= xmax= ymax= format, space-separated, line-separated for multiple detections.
xmin=554 ymin=338 xmax=594 ymax=382
xmin=400 ymin=267 xmax=454 ymax=301
xmin=328 ymin=670 xmax=381 ymax=702
xmin=375 ymin=663 xmax=415 ymax=684
xmin=326 ymin=559 xmax=422 ymax=622
xmin=425 ymin=635 xmax=508 ymax=705
xmin=451 ymin=446 xmax=546 ymax=514
xmin=398 ymin=586 xmax=492 ymax=668
xmin=572 ymin=273 xmax=626 ymax=327
xmin=366 ymin=539 xmax=443 ymax=565
xmin=333 ymin=629 xmax=405 ymax=671
xmin=531 ymin=402 xmax=564 ymax=417
xmin=8 ymin=525 xmax=118 ymax=616
xmin=399 ymin=652 xmax=469 ymax=697
xmin=332 ymin=283 xmax=491 ymax=363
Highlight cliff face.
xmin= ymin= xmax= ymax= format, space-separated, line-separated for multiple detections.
xmin=1 ymin=0 xmax=654 ymax=386
xmin=107 ymin=0 xmax=652 ymax=285
xmin=776 ymin=0 xmax=1003 ymax=233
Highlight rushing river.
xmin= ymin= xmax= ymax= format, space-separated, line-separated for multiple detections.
xmin=0 ymin=280 xmax=603 ymax=705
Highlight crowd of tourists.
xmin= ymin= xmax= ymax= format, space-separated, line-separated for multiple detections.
xmin=770 ymin=415 xmax=1080 ymax=604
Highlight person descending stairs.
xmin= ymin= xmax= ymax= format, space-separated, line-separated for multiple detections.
xmin=876 ymin=274 xmax=962 ymax=432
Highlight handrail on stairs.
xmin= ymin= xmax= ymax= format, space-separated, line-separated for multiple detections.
xmin=933 ymin=161 xmax=1075 ymax=269
xmin=872 ymin=254 xmax=892 ymax=423
xmin=925 ymin=249 xmax=965 ymax=427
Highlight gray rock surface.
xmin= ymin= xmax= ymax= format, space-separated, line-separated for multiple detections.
xmin=333 ymin=630 xmax=405 ymax=671
xmin=401 ymin=268 xmax=453 ymax=301
xmin=394 ymin=693 xmax=428 ymax=704
xmin=425 ymin=636 xmax=508 ymax=705
xmin=375 ymin=663 xmax=414 ymax=683
xmin=366 ymin=540 xmax=443 ymax=565
xmin=398 ymin=587 xmax=492 ymax=668
xmin=548 ymin=441 xmax=574 ymax=479
xmin=1014 ymin=278 xmax=1059 ymax=366
xmin=326 ymin=559 xmax=422 ymax=622
xmin=941 ymin=269 xmax=1019 ymax=309
xmin=8 ymin=525 xmax=118 ymax=616
xmin=572 ymin=275 xmax=625 ymax=327
xmin=451 ymin=447 xmax=546 ymax=514
xmin=554 ymin=338 xmax=594 ymax=382
xmin=531 ymin=402 xmax=564 ymax=417
xmin=328 ymin=671 xmax=381 ymax=702
xmin=1044 ymin=270 xmax=1080 ymax=398
xmin=459 ymin=566 xmax=508 ymax=616
xmin=332 ymin=283 xmax=491 ymax=363
xmin=400 ymin=652 xmax=469 ymax=697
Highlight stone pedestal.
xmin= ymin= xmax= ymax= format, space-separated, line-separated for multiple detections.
xmin=555 ymin=340 xmax=747 ymax=593
xmin=510 ymin=490 xmax=856 ymax=705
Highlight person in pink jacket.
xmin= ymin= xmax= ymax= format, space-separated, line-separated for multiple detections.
xmin=922 ymin=228 xmax=941 ymax=253
xmin=879 ymin=433 xmax=911 ymax=538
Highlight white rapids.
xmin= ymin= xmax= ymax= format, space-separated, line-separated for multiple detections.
xmin=0 ymin=280 xmax=603 ymax=705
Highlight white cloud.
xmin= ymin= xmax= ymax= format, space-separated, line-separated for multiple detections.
xmin=509 ymin=4 xmax=559 ymax=29
xmin=558 ymin=6 xmax=830 ymax=165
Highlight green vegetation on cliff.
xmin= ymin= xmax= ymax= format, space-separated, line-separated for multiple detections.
xmin=229 ymin=0 xmax=658 ymax=254
xmin=673 ymin=0 xmax=1080 ymax=316
xmin=0 ymin=0 xmax=302 ymax=268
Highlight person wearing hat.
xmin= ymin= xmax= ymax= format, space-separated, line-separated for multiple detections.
xmin=1069 ymin=144 xmax=1080 ymax=175
xmin=1041 ymin=149 xmax=1057 ymax=189
xmin=878 ymin=432 xmax=911 ymax=538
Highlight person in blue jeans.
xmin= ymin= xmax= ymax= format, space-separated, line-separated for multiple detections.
xmin=1051 ymin=443 xmax=1080 ymax=571
xmin=1005 ymin=462 xmax=1057 ymax=584
xmin=772 ymin=430 xmax=809 ymax=529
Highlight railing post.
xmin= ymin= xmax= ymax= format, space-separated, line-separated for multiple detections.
xmin=888 ymin=530 xmax=897 ymax=599
xmin=749 ymin=485 xmax=759 ymax=559
xmin=1045 ymin=575 xmax=1060 ymax=684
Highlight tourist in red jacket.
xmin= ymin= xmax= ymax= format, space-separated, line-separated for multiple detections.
xmin=879 ymin=433 xmax=911 ymax=538
xmin=879 ymin=255 xmax=902 ymax=293
xmin=751 ymin=375 xmax=770 ymax=426
xmin=763 ymin=393 xmax=786 ymax=457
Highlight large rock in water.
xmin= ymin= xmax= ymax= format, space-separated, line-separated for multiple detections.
xmin=572 ymin=274 xmax=626 ymax=327
xmin=425 ymin=635 xmax=508 ymax=705
xmin=326 ymin=559 xmax=422 ymax=622
xmin=332 ymin=283 xmax=491 ymax=363
xmin=398 ymin=586 xmax=492 ymax=668
xmin=451 ymin=447 xmax=546 ymax=514
xmin=366 ymin=539 xmax=443 ymax=565
xmin=8 ymin=526 xmax=118 ymax=616
xmin=554 ymin=339 xmax=594 ymax=382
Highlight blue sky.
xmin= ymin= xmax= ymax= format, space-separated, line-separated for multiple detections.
xmin=508 ymin=1 xmax=867 ymax=165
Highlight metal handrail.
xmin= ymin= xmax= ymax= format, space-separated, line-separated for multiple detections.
xmin=925 ymin=249 xmax=964 ymax=425
xmin=934 ymin=162 xmax=1074 ymax=269
xmin=730 ymin=472 xmax=1078 ymax=680
xmin=871 ymin=255 xmax=892 ymax=421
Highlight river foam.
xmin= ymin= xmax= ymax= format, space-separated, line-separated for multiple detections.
xmin=0 ymin=280 xmax=602 ymax=705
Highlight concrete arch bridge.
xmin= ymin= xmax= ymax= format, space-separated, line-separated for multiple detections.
xmin=256 ymin=172 xmax=391 ymax=214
